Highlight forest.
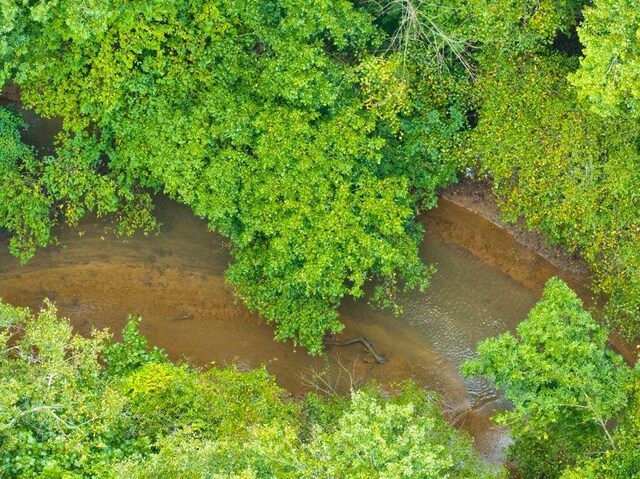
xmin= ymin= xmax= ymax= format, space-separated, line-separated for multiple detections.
xmin=0 ymin=0 xmax=639 ymax=477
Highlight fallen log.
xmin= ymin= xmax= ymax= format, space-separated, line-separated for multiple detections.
xmin=323 ymin=336 xmax=386 ymax=364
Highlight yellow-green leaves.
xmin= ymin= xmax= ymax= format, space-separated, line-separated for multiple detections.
xmin=1 ymin=301 xmax=503 ymax=479
xmin=466 ymin=0 xmax=584 ymax=54
xmin=0 ymin=108 xmax=157 ymax=262
xmin=1 ymin=0 xmax=461 ymax=352
xmin=570 ymin=0 xmax=640 ymax=117
xmin=469 ymin=52 xmax=640 ymax=339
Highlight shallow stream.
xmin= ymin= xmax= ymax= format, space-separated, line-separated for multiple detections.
xmin=0 ymin=99 xmax=594 ymax=462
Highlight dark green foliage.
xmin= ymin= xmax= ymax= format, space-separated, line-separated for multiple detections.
xmin=562 ymin=374 xmax=640 ymax=478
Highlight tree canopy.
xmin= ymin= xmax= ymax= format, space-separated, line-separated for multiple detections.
xmin=2 ymin=0 xmax=640 ymax=476
xmin=0 ymin=300 xmax=504 ymax=479
xmin=562 ymin=376 xmax=640 ymax=478
xmin=0 ymin=0 xmax=469 ymax=352
xmin=570 ymin=0 xmax=640 ymax=117
xmin=465 ymin=50 xmax=640 ymax=337
xmin=463 ymin=278 xmax=636 ymax=478
xmin=0 ymin=106 xmax=157 ymax=261
xmin=3 ymin=0 xmax=640 ymax=349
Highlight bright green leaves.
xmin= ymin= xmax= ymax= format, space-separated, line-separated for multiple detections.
xmin=219 ymin=101 xmax=433 ymax=352
xmin=119 ymin=361 xmax=297 ymax=445
xmin=453 ymin=5 xmax=640 ymax=473
xmin=358 ymin=55 xmax=412 ymax=131
xmin=464 ymin=1 xmax=640 ymax=343
xmin=466 ymin=0 xmax=584 ymax=54
xmin=463 ymin=278 xmax=633 ymax=478
xmin=570 ymin=0 xmax=640 ymax=117
xmin=0 ymin=301 xmax=125 ymax=478
xmin=1 ymin=0 xmax=461 ymax=352
xmin=0 ymin=107 xmax=52 ymax=260
xmin=103 ymin=316 xmax=168 ymax=377
xmin=120 ymin=383 xmax=505 ymax=479
xmin=300 ymin=386 xmax=505 ymax=479
xmin=463 ymin=278 xmax=631 ymax=423
xmin=0 ymin=302 xmax=295 ymax=478
xmin=0 ymin=300 xmax=503 ymax=479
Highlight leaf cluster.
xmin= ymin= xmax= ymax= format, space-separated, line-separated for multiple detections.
xmin=0 ymin=300 xmax=503 ymax=478
xmin=466 ymin=50 xmax=640 ymax=338
xmin=0 ymin=0 xmax=467 ymax=352
xmin=463 ymin=278 xmax=634 ymax=478
xmin=0 ymin=106 xmax=157 ymax=262
xmin=570 ymin=0 xmax=640 ymax=117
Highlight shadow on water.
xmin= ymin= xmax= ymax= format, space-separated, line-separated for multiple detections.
xmin=0 ymin=99 xmax=597 ymax=463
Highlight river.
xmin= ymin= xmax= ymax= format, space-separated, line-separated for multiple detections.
xmin=0 ymin=98 xmax=593 ymax=463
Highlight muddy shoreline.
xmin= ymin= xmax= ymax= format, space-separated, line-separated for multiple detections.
xmin=439 ymin=179 xmax=637 ymax=365
xmin=433 ymin=181 xmax=591 ymax=300
xmin=442 ymin=180 xmax=590 ymax=278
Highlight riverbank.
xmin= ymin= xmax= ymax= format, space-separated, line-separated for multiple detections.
xmin=425 ymin=183 xmax=591 ymax=301
xmin=438 ymin=179 xmax=638 ymax=365
xmin=441 ymin=179 xmax=590 ymax=278
xmin=0 ymin=88 xmax=631 ymax=461
xmin=0 ymin=193 xmax=546 ymax=463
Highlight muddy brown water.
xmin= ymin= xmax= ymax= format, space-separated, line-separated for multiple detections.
xmin=0 ymin=101 xmax=598 ymax=463
xmin=0 ymin=197 xmax=589 ymax=463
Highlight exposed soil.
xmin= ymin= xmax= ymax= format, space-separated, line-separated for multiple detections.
xmin=442 ymin=180 xmax=590 ymax=278
xmin=439 ymin=179 xmax=638 ymax=365
xmin=1 ymin=83 xmax=20 ymax=103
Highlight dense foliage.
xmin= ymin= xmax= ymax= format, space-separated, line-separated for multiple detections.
xmin=465 ymin=0 xmax=583 ymax=54
xmin=2 ymin=2 xmax=640 ymax=474
xmin=570 ymin=0 xmax=640 ymax=117
xmin=2 ymin=0 xmax=640 ymax=349
xmin=462 ymin=0 xmax=640 ymax=337
xmin=0 ymin=0 xmax=473 ymax=353
xmin=2 ymin=0 xmax=639 ymax=348
xmin=0 ymin=106 xmax=157 ymax=261
xmin=463 ymin=278 xmax=638 ymax=478
xmin=562 ymin=377 xmax=640 ymax=478
xmin=0 ymin=301 xmax=503 ymax=478
xmin=466 ymin=52 xmax=640 ymax=337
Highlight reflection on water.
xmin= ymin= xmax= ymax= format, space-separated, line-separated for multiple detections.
xmin=409 ymin=229 xmax=536 ymax=398
xmin=340 ymin=220 xmax=544 ymax=461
